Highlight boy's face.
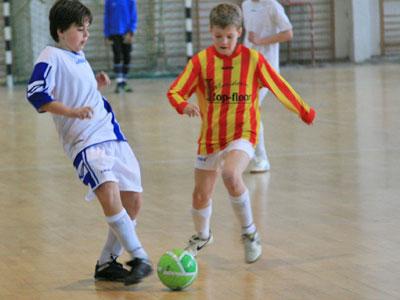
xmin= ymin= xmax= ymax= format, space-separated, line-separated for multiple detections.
xmin=210 ymin=25 xmax=242 ymax=56
xmin=57 ymin=18 xmax=90 ymax=52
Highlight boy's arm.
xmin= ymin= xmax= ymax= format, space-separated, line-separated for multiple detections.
xmin=256 ymin=55 xmax=315 ymax=124
xmin=248 ymin=29 xmax=293 ymax=46
xmin=41 ymin=101 xmax=93 ymax=120
xmin=26 ymin=61 xmax=92 ymax=119
xmin=130 ymin=0 xmax=138 ymax=33
xmin=167 ymin=58 xmax=199 ymax=114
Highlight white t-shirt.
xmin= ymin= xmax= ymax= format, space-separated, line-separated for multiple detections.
xmin=242 ymin=0 xmax=292 ymax=72
xmin=27 ymin=46 xmax=126 ymax=161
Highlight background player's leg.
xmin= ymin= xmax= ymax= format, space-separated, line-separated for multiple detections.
xmin=251 ymin=88 xmax=270 ymax=173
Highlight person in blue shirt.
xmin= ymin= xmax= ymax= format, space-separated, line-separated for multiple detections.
xmin=104 ymin=0 xmax=138 ymax=93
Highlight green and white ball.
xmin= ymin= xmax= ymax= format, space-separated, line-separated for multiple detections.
xmin=157 ymin=248 xmax=198 ymax=290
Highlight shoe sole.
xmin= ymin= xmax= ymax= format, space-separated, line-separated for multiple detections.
xmin=94 ymin=276 xmax=126 ymax=282
xmin=250 ymin=169 xmax=269 ymax=174
xmin=245 ymin=250 xmax=262 ymax=264
xmin=124 ymin=268 xmax=153 ymax=286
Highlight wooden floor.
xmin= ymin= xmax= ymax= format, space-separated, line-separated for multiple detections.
xmin=1 ymin=62 xmax=400 ymax=300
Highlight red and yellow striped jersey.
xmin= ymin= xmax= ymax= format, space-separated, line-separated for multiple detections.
xmin=167 ymin=44 xmax=315 ymax=155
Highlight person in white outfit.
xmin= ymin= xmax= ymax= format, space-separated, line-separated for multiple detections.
xmin=242 ymin=0 xmax=293 ymax=173
xmin=26 ymin=0 xmax=152 ymax=286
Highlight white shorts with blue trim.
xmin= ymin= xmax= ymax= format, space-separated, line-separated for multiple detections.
xmin=73 ymin=140 xmax=143 ymax=201
xmin=195 ymin=139 xmax=255 ymax=171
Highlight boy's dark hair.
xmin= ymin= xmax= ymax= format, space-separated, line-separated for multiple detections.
xmin=49 ymin=0 xmax=93 ymax=42
xmin=209 ymin=3 xmax=242 ymax=29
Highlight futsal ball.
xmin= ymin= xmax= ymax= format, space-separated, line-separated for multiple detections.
xmin=157 ymin=248 xmax=198 ymax=290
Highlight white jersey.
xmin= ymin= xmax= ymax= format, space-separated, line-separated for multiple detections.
xmin=242 ymin=0 xmax=292 ymax=72
xmin=27 ymin=46 xmax=126 ymax=161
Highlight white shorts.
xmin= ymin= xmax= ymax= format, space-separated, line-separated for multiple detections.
xmin=195 ymin=139 xmax=255 ymax=171
xmin=73 ymin=140 xmax=143 ymax=201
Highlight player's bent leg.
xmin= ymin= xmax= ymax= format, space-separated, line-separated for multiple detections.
xmin=95 ymin=181 xmax=124 ymax=216
xmin=95 ymin=183 xmax=153 ymax=285
xmin=121 ymin=191 xmax=142 ymax=220
xmin=221 ymin=150 xmax=250 ymax=196
xmin=223 ymin=151 xmax=262 ymax=263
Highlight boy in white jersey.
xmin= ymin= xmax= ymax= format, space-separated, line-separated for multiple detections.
xmin=26 ymin=0 xmax=152 ymax=286
xmin=242 ymin=0 xmax=293 ymax=172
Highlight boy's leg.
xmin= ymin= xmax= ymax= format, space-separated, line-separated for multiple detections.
xmin=95 ymin=182 xmax=152 ymax=285
xmin=121 ymin=42 xmax=133 ymax=92
xmin=222 ymin=150 xmax=262 ymax=263
xmin=251 ymin=88 xmax=270 ymax=173
xmin=111 ymin=35 xmax=124 ymax=93
xmin=120 ymin=191 xmax=152 ymax=285
xmin=98 ymin=190 xmax=142 ymax=265
xmin=185 ymin=168 xmax=218 ymax=256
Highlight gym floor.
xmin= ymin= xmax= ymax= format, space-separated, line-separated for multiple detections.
xmin=1 ymin=62 xmax=399 ymax=299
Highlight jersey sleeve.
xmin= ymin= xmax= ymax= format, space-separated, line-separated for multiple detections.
xmin=256 ymin=53 xmax=315 ymax=124
xmin=166 ymin=56 xmax=199 ymax=114
xmin=26 ymin=61 xmax=56 ymax=112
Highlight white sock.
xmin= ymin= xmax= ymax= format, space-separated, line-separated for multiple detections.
xmin=230 ymin=190 xmax=256 ymax=235
xmin=99 ymin=228 xmax=123 ymax=265
xmin=106 ymin=209 xmax=148 ymax=260
xmin=98 ymin=219 xmax=138 ymax=265
xmin=192 ymin=203 xmax=212 ymax=239
xmin=255 ymin=121 xmax=268 ymax=160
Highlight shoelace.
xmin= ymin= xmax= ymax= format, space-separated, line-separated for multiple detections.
xmin=110 ymin=256 xmax=123 ymax=267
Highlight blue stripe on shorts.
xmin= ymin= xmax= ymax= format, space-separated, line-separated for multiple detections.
xmin=73 ymin=149 xmax=99 ymax=189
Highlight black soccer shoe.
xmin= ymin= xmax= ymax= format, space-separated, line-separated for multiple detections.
xmin=94 ymin=257 xmax=129 ymax=282
xmin=124 ymin=257 xmax=153 ymax=286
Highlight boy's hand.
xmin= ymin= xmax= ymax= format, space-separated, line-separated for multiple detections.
xmin=96 ymin=71 xmax=111 ymax=89
xmin=68 ymin=106 xmax=93 ymax=119
xmin=123 ymin=32 xmax=134 ymax=44
xmin=183 ymin=103 xmax=200 ymax=117
xmin=248 ymin=31 xmax=261 ymax=46
xmin=301 ymin=108 xmax=316 ymax=125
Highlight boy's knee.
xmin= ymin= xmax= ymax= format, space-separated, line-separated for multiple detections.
xmin=222 ymin=168 xmax=238 ymax=184
xmin=222 ymin=169 xmax=242 ymax=191
xmin=192 ymin=188 xmax=211 ymax=208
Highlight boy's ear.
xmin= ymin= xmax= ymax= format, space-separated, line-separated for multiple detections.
xmin=238 ymin=27 xmax=243 ymax=36
xmin=57 ymin=28 xmax=63 ymax=39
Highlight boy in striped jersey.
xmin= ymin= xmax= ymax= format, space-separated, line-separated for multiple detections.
xmin=167 ymin=3 xmax=315 ymax=263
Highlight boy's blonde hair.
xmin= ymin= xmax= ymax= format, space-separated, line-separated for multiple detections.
xmin=209 ymin=3 xmax=242 ymax=29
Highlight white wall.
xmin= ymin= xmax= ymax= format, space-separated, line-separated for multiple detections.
xmin=334 ymin=0 xmax=352 ymax=59
xmin=334 ymin=0 xmax=381 ymax=62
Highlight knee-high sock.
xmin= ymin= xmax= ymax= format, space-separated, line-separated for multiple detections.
xmin=192 ymin=203 xmax=212 ymax=239
xmin=106 ymin=209 xmax=147 ymax=260
xmin=98 ymin=219 xmax=138 ymax=265
xmin=230 ymin=189 xmax=256 ymax=235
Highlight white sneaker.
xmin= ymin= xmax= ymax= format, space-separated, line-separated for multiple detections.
xmin=184 ymin=232 xmax=213 ymax=257
xmin=250 ymin=158 xmax=270 ymax=173
xmin=242 ymin=231 xmax=262 ymax=263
